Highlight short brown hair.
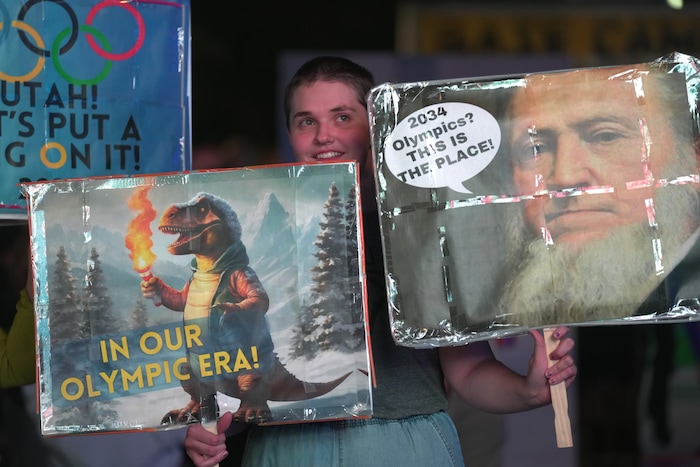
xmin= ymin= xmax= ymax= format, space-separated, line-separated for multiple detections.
xmin=283 ymin=56 xmax=375 ymax=129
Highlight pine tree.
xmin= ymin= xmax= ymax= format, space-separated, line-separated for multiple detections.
xmin=344 ymin=185 xmax=364 ymax=349
xmin=292 ymin=182 xmax=362 ymax=359
xmin=289 ymin=297 xmax=317 ymax=358
xmin=49 ymin=250 xmax=128 ymax=430
xmin=49 ymin=246 xmax=84 ymax=344
xmin=83 ymin=248 xmax=118 ymax=335
xmin=345 ymin=184 xmax=359 ymax=282
xmin=47 ymin=247 xmax=95 ymax=429
xmin=130 ymin=297 xmax=149 ymax=328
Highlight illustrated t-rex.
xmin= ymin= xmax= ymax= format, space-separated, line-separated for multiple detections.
xmin=142 ymin=192 xmax=351 ymax=423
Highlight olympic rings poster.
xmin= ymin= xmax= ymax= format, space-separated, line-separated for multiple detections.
xmin=0 ymin=0 xmax=191 ymax=220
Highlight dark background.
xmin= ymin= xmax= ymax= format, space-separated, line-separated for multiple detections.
xmin=189 ymin=0 xmax=700 ymax=160
xmin=189 ymin=1 xmax=397 ymax=151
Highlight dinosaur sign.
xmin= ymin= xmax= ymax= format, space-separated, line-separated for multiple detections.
xmin=24 ymin=162 xmax=372 ymax=435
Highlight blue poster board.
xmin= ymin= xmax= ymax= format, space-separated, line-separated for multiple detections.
xmin=0 ymin=0 xmax=191 ymax=220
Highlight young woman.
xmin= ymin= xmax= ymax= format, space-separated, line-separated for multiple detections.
xmin=184 ymin=56 xmax=576 ymax=467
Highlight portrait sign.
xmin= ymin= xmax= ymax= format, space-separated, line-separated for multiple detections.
xmin=25 ymin=163 xmax=371 ymax=434
xmin=369 ymin=52 xmax=700 ymax=347
xmin=0 ymin=0 xmax=191 ymax=220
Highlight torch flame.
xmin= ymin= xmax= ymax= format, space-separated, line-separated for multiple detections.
xmin=125 ymin=185 xmax=157 ymax=272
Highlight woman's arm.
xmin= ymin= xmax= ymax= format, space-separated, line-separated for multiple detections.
xmin=440 ymin=327 xmax=576 ymax=413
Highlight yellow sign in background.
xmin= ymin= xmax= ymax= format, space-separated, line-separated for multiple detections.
xmin=397 ymin=5 xmax=700 ymax=65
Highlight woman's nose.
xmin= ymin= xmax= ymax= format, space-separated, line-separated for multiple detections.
xmin=314 ymin=123 xmax=334 ymax=144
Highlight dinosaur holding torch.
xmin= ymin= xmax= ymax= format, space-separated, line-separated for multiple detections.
xmin=136 ymin=191 xmax=351 ymax=424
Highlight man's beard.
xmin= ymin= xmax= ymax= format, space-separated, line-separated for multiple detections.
xmin=497 ymin=183 xmax=700 ymax=328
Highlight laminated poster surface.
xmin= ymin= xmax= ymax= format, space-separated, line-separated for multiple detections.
xmin=370 ymin=52 xmax=700 ymax=347
xmin=0 ymin=0 xmax=191 ymax=221
xmin=25 ymin=162 xmax=372 ymax=435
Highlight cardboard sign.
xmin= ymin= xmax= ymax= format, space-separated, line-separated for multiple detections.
xmin=369 ymin=52 xmax=700 ymax=347
xmin=25 ymin=163 xmax=372 ymax=435
xmin=0 ymin=0 xmax=191 ymax=220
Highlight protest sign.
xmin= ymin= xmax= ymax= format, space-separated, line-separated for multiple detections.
xmin=0 ymin=0 xmax=191 ymax=220
xmin=24 ymin=162 xmax=371 ymax=435
xmin=369 ymin=52 xmax=700 ymax=347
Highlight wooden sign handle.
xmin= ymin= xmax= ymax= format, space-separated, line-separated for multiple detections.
xmin=204 ymin=421 xmax=220 ymax=467
xmin=543 ymin=328 xmax=574 ymax=448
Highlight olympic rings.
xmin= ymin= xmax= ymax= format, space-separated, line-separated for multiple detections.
xmin=52 ymin=25 xmax=112 ymax=85
xmin=41 ymin=142 xmax=67 ymax=170
xmin=18 ymin=0 xmax=79 ymax=57
xmin=0 ymin=0 xmax=182 ymax=84
xmin=85 ymin=1 xmax=145 ymax=61
xmin=0 ymin=20 xmax=45 ymax=82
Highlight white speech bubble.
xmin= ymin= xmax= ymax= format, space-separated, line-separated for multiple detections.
xmin=384 ymin=102 xmax=501 ymax=193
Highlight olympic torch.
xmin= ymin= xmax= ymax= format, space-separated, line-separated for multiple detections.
xmin=125 ymin=185 xmax=161 ymax=306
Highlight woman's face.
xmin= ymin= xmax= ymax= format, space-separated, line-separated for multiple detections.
xmin=287 ymin=80 xmax=372 ymax=172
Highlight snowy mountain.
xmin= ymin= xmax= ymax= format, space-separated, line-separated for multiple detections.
xmin=245 ymin=192 xmax=296 ymax=273
xmin=241 ymin=191 xmax=323 ymax=335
